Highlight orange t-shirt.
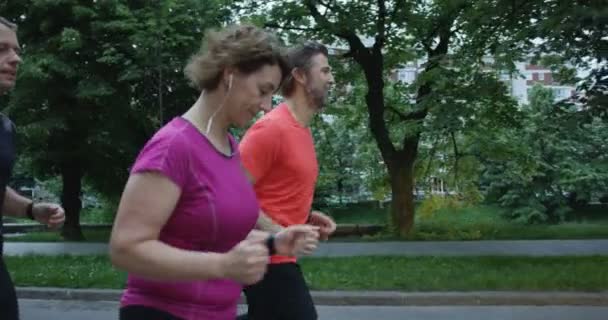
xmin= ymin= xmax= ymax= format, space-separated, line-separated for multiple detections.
xmin=239 ymin=103 xmax=318 ymax=264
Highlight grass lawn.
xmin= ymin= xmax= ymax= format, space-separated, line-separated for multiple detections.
xmin=327 ymin=203 xmax=608 ymax=241
xmin=326 ymin=202 xmax=390 ymax=225
xmin=5 ymin=203 xmax=608 ymax=242
xmin=5 ymin=255 xmax=607 ymax=291
xmin=5 ymin=229 xmax=112 ymax=242
xmin=410 ymin=205 xmax=608 ymax=241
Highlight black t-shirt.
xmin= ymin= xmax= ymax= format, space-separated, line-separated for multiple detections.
xmin=0 ymin=114 xmax=16 ymax=255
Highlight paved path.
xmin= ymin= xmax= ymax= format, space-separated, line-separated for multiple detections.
xmin=18 ymin=299 xmax=608 ymax=320
xmin=16 ymin=287 xmax=608 ymax=306
xmin=315 ymin=239 xmax=608 ymax=257
xmin=4 ymin=239 xmax=608 ymax=257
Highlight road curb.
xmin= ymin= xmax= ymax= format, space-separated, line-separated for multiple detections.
xmin=16 ymin=287 xmax=608 ymax=306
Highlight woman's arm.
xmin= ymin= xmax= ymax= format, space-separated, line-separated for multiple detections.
xmin=109 ymin=172 xmax=268 ymax=284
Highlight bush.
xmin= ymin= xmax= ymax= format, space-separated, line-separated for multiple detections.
xmin=412 ymin=205 xmax=508 ymax=240
xmin=417 ymin=195 xmax=463 ymax=219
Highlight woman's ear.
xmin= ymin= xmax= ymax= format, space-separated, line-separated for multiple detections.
xmin=222 ymin=68 xmax=235 ymax=90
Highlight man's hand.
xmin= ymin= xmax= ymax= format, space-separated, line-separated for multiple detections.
xmin=308 ymin=211 xmax=336 ymax=240
xmin=275 ymin=225 xmax=319 ymax=256
xmin=32 ymin=203 xmax=65 ymax=229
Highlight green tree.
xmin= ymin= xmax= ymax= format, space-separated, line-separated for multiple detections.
xmin=472 ymin=85 xmax=608 ymax=223
xmin=3 ymin=0 xmax=140 ymax=239
xmin=2 ymin=0 xmax=228 ymax=239
xmin=531 ymin=0 xmax=607 ymax=121
xmin=237 ymin=0 xmax=541 ymax=235
xmin=311 ymin=79 xmax=387 ymax=207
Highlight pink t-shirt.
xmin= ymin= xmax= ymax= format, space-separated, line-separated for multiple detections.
xmin=120 ymin=117 xmax=259 ymax=320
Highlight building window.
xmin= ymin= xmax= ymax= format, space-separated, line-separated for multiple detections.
xmin=551 ymin=88 xmax=570 ymax=99
xmin=499 ymin=71 xmax=510 ymax=81
xmin=397 ymin=69 xmax=416 ymax=84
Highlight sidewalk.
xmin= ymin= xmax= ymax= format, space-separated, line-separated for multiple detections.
xmin=15 ymin=287 xmax=608 ymax=306
xmin=4 ymin=239 xmax=608 ymax=257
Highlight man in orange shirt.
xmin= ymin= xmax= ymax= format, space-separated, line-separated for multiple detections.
xmin=239 ymin=42 xmax=337 ymax=320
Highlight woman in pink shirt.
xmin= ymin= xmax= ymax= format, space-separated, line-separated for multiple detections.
xmin=109 ymin=24 xmax=319 ymax=320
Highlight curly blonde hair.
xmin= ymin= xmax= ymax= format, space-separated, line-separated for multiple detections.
xmin=185 ymin=24 xmax=289 ymax=91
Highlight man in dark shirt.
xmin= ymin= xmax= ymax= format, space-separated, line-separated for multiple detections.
xmin=0 ymin=16 xmax=66 ymax=320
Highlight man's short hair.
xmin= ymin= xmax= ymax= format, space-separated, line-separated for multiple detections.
xmin=281 ymin=41 xmax=329 ymax=97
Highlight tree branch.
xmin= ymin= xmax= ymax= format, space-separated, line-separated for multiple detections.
xmin=423 ymin=135 xmax=441 ymax=182
xmin=304 ymin=0 xmax=369 ymax=63
xmin=475 ymin=0 xmax=531 ymax=53
xmin=374 ymin=0 xmax=387 ymax=52
xmin=317 ymin=0 xmax=339 ymax=12
xmin=421 ymin=41 xmax=433 ymax=53
xmin=404 ymin=108 xmax=428 ymax=121
xmin=341 ymin=50 xmax=355 ymax=58
xmin=389 ymin=0 xmax=407 ymax=26
xmin=387 ymin=105 xmax=429 ymax=122
xmin=263 ymin=22 xmax=321 ymax=32
xmin=450 ymin=131 xmax=460 ymax=191
xmin=423 ymin=1 xmax=469 ymax=54
xmin=387 ymin=104 xmax=407 ymax=121
xmin=305 ymin=0 xmax=395 ymax=160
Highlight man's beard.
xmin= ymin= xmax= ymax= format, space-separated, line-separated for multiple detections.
xmin=306 ymin=82 xmax=329 ymax=110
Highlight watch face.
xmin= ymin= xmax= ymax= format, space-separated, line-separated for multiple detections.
xmin=266 ymin=235 xmax=276 ymax=255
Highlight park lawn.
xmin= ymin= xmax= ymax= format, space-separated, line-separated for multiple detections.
xmin=5 ymin=229 xmax=112 ymax=242
xmin=408 ymin=205 xmax=608 ymax=241
xmin=326 ymin=202 xmax=390 ymax=225
xmin=328 ymin=204 xmax=608 ymax=241
xmin=5 ymin=255 xmax=608 ymax=291
xmin=5 ymin=204 xmax=608 ymax=242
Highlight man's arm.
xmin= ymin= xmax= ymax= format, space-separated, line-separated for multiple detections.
xmin=239 ymin=121 xmax=287 ymax=233
xmin=308 ymin=210 xmax=337 ymax=240
xmin=256 ymin=210 xmax=284 ymax=234
xmin=242 ymin=167 xmax=284 ymax=234
xmin=2 ymin=187 xmax=32 ymax=218
xmin=3 ymin=187 xmax=65 ymax=228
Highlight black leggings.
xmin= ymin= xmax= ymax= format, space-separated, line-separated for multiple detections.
xmin=120 ymin=305 xmax=183 ymax=320
xmin=0 ymin=258 xmax=19 ymax=320
xmin=243 ymin=263 xmax=317 ymax=320
xmin=122 ymin=305 xmax=249 ymax=320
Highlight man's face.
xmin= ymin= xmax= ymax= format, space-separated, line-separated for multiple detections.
xmin=0 ymin=25 xmax=21 ymax=94
xmin=304 ymin=53 xmax=334 ymax=110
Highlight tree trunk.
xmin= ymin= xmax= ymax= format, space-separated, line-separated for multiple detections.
xmin=389 ymin=154 xmax=416 ymax=236
xmin=60 ymin=161 xmax=84 ymax=241
xmin=451 ymin=131 xmax=460 ymax=192
xmin=361 ymin=51 xmax=421 ymax=236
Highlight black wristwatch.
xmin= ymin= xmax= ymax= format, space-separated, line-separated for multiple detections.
xmin=265 ymin=235 xmax=277 ymax=255
xmin=26 ymin=202 xmax=35 ymax=220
